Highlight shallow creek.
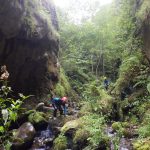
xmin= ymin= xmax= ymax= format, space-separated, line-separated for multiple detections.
xmin=106 ymin=126 xmax=133 ymax=150
xmin=29 ymin=124 xmax=54 ymax=150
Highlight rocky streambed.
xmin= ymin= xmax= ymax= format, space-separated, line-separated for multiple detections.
xmin=9 ymin=103 xmax=139 ymax=150
xmin=106 ymin=126 xmax=134 ymax=150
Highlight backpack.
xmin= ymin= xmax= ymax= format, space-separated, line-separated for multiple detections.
xmin=53 ymin=97 xmax=60 ymax=101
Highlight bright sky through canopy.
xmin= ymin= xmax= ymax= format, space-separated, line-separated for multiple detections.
xmin=54 ymin=0 xmax=113 ymax=8
xmin=54 ymin=0 xmax=113 ymax=23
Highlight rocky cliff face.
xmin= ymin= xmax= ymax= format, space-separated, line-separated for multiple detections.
xmin=136 ymin=0 xmax=150 ymax=63
xmin=0 ymin=0 xmax=59 ymax=98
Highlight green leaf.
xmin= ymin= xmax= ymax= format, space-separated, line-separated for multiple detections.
xmin=4 ymin=140 xmax=12 ymax=150
xmin=147 ymin=83 xmax=150 ymax=93
xmin=0 ymin=126 xmax=5 ymax=133
xmin=9 ymin=110 xmax=17 ymax=122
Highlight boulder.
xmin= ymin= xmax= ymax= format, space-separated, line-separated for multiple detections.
xmin=28 ymin=111 xmax=48 ymax=130
xmin=61 ymin=120 xmax=80 ymax=136
xmin=12 ymin=122 xmax=36 ymax=150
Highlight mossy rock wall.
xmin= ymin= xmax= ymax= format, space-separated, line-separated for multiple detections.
xmin=135 ymin=0 xmax=150 ymax=62
xmin=0 ymin=0 xmax=59 ymax=100
xmin=54 ymin=68 xmax=72 ymax=97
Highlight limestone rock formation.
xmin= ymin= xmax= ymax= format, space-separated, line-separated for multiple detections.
xmin=0 ymin=0 xmax=59 ymax=98
xmin=12 ymin=122 xmax=36 ymax=149
xmin=136 ymin=0 xmax=150 ymax=63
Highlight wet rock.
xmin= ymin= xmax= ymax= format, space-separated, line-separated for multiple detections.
xmin=73 ymin=129 xmax=90 ymax=150
xmin=30 ymin=126 xmax=54 ymax=149
xmin=53 ymin=126 xmax=61 ymax=136
xmin=61 ymin=120 xmax=79 ymax=136
xmin=36 ymin=102 xmax=53 ymax=113
xmin=36 ymin=102 xmax=45 ymax=111
xmin=68 ymin=107 xmax=78 ymax=116
xmin=28 ymin=111 xmax=48 ymax=130
xmin=30 ymin=137 xmax=53 ymax=149
xmin=43 ymin=106 xmax=53 ymax=112
xmin=44 ymin=137 xmax=54 ymax=145
xmin=12 ymin=122 xmax=36 ymax=150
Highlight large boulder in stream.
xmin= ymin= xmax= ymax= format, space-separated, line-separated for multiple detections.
xmin=28 ymin=111 xmax=48 ymax=130
xmin=12 ymin=122 xmax=36 ymax=150
xmin=0 ymin=0 xmax=59 ymax=100
xmin=61 ymin=120 xmax=80 ymax=136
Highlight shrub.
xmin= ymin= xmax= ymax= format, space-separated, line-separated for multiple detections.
xmin=0 ymin=66 xmax=29 ymax=149
xmin=54 ymin=134 xmax=67 ymax=150
xmin=112 ymin=122 xmax=122 ymax=131
xmin=73 ymin=129 xmax=90 ymax=144
xmin=54 ymin=68 xmax=71 ymax=97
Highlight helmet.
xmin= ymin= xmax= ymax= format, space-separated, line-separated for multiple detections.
xmin=61 ymin=96 xmax=67 ymax=103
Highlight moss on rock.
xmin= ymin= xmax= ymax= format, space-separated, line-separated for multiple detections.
xmin=133 ymin=139 xmax=150 ymax=150
xmin=61 ymin=119 xmax=80 ymax=134
xmin=78 ymin=102 xmax=93 ymax=116
xmin=136 ymin=0 xmax=150 ymax=22
xmin=23 ymin=0 xmax=59 ymax=39
xmin=28 ymin=111 xmax=47 ymax=124
xmin=112 ymin=122 xmax=122 ymax=131
xmin=53 ymin=134 xmax=67 ymax=150
xmin=54 ymin=68 xmax=71 ymax=97
xmin=73 ymin=128 xmax=90 ymax=144
xmin=113 ymin=51 xmax=143 ymax=96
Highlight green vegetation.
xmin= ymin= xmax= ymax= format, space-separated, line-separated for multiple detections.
xmin=1 ymin=0 xmax=150 ymax=149
xmin=23 ymin=0 xmax=59 ymax=39
xmin=0 ymin=78 xmax=29 ymax=149
xmin=28 ymin=111 xmax=47 ymax=124
xmin=54 ymin=68 xmax=71 ymax=97
xmin=53 ymin=134 xmax=67 ymax=150
xmin=136 ymin=0 xmax=150 ymax=21
xmin=133 ymin=139 xmax=150 ymax=150
xmin=56 ymin=0 xmax=150 ymax=149
xmin=59 ymin=114 xmax=109 ymax=149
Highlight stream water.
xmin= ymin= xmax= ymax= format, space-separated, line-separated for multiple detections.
xmin=28 ymin=104 xmax=134 ymax=150
xmin=106 ymin=126 xmax=133 ymax=150
xmin=29 ymin=124 xmax=54 ymax=150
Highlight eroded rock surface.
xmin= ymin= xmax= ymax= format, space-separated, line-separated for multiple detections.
xmin=12 ymin=122 xmax=36 ymax=150
xmin=0 ymin=0 xmax=59 ymax=99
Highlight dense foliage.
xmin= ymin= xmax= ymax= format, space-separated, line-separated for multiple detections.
xmin=1 ymin=0 xmax=150 ymax=149
xmin=56 ymin=0 xmax=150 ymax=149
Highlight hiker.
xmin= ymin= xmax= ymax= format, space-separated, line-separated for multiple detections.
xmin=104 ymin=77 xmax=109 ymax=90
xmin=50 ymin=95 xmax=68 ymax=119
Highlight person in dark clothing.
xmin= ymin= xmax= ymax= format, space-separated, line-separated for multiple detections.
xmin=50 ymin=95 xmax=68 ymax=119
xmin=104 ymin=77 xmax=109 ymax=90
xmin=51 ymin=97 xmax=63 ymax=119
